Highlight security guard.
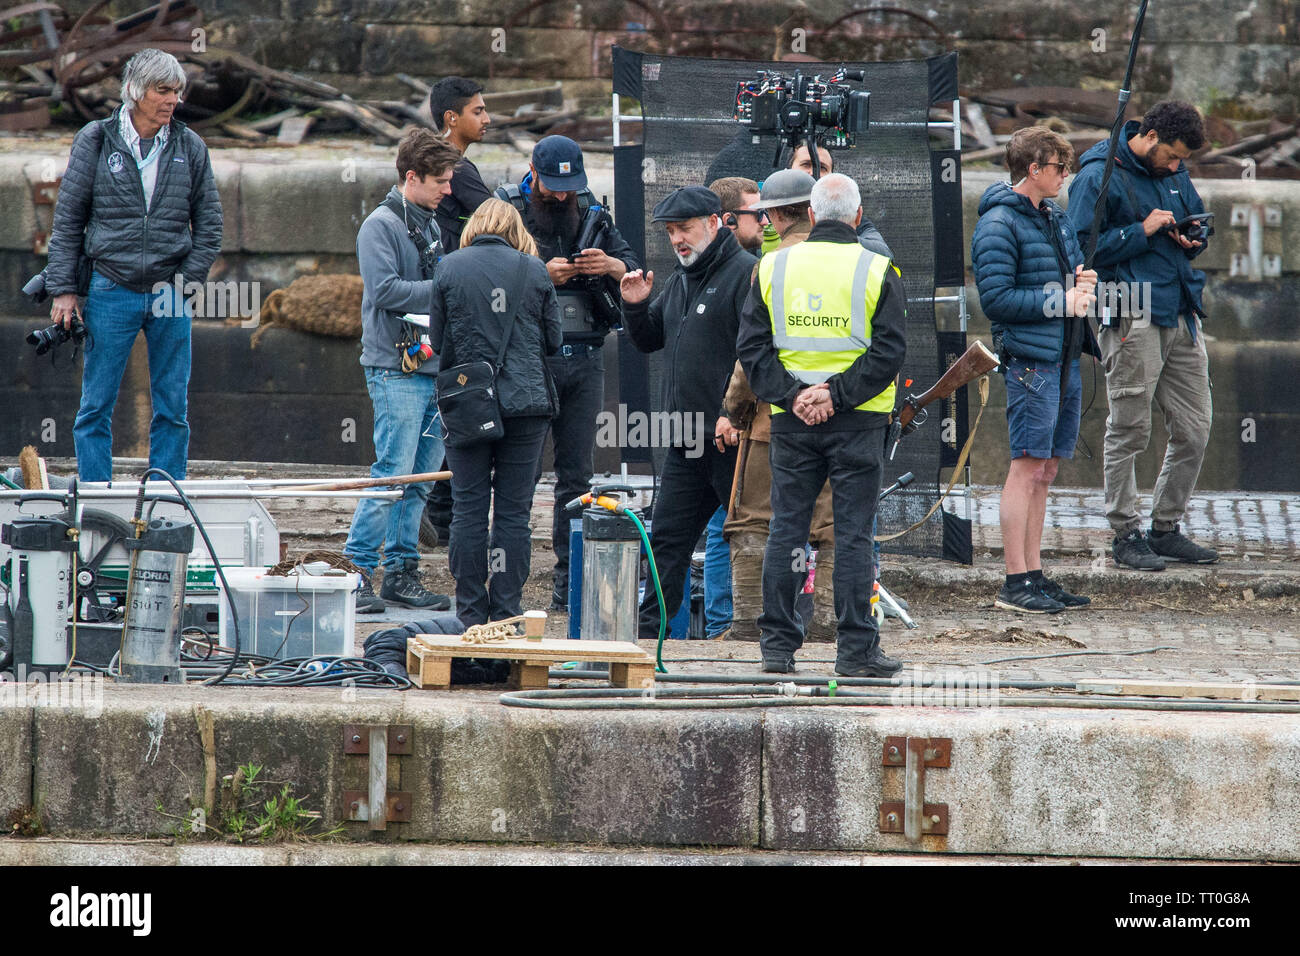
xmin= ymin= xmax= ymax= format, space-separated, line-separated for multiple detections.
xmin=737 ymin=173 xmax=906 ymax=677
xmin=497 ymin=136 xmax=639 ymax=610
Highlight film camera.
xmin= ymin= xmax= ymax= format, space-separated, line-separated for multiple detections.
xmin=734 ymin=67 xmax=870 ymax=173
xmin=27 ymin=315 xmax=89 ymax=356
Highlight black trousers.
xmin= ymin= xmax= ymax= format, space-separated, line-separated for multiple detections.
xmin=426 ymin=455 xmax=453 ymax=530
xmin=543 ymin=344 xmax=606 ymax=599
xmin=445 ymin=415 xmax=549 ymax=628
xmin=637 ymin=443 xmax=737 ymax=641
xmin=760 ymin=425 xmax=885 ymax=669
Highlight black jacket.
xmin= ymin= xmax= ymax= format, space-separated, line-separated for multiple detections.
xmin=46 ymin=108 xmax=222 ymax=295
xmin=737 ymin=218 xmax=907 ymax=433
xmin=429 ymin=236 xmax=562 ymax=418
xmin=622 ymin=227 xmax=757 ymax=421
xmin=434 ymin=156 xmax=492 ymax=253
xmin=501 ymin=176 xmax=640 ymax=344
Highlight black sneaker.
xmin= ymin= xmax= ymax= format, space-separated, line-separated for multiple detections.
xmin=1148 ymin=525 xmax=1219 ymax=564
xmin=379 ymin=561 xmax=451 ymax=610
xmin=1112 ymin=529 xmax=1167 ymax=571
xmin=761 ymin=658 xmax=797 ymax=673
xmin=995 ymin=579 xmax=1065 ymax=614
xmin=355 ymin=574 xmax=386 ymax=614
xmin=835 ymin=651 xmax=904 ymax=678
xmin=1034 ymin=576 xmax=1091 ymax=608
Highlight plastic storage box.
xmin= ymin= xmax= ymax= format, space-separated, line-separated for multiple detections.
xmin=216 ymin=566 xmax=358 ymax=660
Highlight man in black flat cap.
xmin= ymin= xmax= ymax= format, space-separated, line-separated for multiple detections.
xmin=619 ymin=185 xmax=757 ymax=642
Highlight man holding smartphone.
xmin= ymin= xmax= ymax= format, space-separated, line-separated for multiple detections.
xmin=497 ymin=136 xmax=639 ymax=610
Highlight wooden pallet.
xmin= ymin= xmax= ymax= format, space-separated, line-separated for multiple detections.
xmin=406 ymin=635 xmax=655 ymax=691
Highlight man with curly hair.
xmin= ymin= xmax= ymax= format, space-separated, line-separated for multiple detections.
xmin=1067 ymin=101 xmax=1217 ymax=571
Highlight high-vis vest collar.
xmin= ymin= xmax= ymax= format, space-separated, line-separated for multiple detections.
xmin=759 ymin=240 xmax=896 ymax=414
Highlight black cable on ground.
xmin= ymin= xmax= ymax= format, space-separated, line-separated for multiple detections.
xmin=182 ymin=654 xmax=411 ymax=689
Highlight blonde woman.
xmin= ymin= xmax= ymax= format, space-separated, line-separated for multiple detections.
xmin=429 ymin=199 xmax=561 ymax=626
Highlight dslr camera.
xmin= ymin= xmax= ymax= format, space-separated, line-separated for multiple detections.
xmin=734 ymin=66 xmax=871 ymax=166
xmin=27 ymin=314 xmax=89 ymax=356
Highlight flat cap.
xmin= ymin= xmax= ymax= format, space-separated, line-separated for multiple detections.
xmin=651 ymin=185 xmax=722 ymax=223
xmin=752 ymin=169 xmax=816 ymax=210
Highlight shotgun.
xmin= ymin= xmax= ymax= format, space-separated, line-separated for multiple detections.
xmin=889 ymin=340 xmax=999 ymax=460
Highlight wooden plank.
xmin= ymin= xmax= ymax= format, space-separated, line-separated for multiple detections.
xmin=411 ymin=635 xmax=649 ymax=663
xmin=407 ymin=644 xmax=451 ymax=689
xmin=610 ymin=662 xmax=656 ymax=690
xmin=509 ymin=661 xmax=553 ymax=690
xmin=482 ymin=83 xmax=563 ymax=113
xmin=1076 ymin=679 xmax=1300 ymax=702
xmin=277 ymin=116 xmax=313 ymax=145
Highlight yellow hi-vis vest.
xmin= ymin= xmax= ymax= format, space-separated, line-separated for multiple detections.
xmin=758 ymin=240 xmax=896 ymax=415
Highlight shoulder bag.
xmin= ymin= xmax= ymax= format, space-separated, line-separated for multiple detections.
xmin=436 ymin=253 xmax=528 ymax=447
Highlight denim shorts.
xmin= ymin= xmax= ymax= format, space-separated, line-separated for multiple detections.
xmin=1004 ymin=357 xmax=1082 ymax=460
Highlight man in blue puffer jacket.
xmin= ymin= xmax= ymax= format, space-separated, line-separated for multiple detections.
xmin=972 ymin=127 xmax=1099 ymax=614
xmin=1067 ymin=101 xmax=1218 ymax=571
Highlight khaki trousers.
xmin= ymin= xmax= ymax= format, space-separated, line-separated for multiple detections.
xmin=1099 ymin=318 xmax=1212 ymax=535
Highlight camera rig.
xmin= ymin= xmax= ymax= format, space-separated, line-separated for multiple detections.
xmin=733 ymin=66 xmax=871 ymax=177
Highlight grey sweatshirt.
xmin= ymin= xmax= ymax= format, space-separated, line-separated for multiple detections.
xmin=357 ymin=185 xmax=439 ymax=374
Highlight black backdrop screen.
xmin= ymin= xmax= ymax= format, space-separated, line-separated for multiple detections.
xmin=613 ymin=47 xmax=967 ymax=560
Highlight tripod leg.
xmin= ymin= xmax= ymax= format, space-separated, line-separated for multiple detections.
xmin=876 ymin=583 xmax=918 ymax=630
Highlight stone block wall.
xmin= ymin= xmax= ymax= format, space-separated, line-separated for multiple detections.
xmin=53 ymin=1 xmax=1300 ymax=112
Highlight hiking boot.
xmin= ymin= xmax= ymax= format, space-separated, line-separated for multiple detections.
xmin=836 ymin=650 xmax=904 ymax=678
xmin=1112 ymin=529 xmax=1167 ymax=571
xmin=354 ymin=573 xmax=386 ymax=614
xmin=761 ymin=658 xmax=797 ymax=673
xmin=380 ymin=560 xmax=451 ymax=610
xmin=995 ymin=579 xmax=1065 ymax=614
xmin=1148 ymin=525 xmax=1219 ymax=565
xmin=1035 ymin=576 xmax=1091 ymax=608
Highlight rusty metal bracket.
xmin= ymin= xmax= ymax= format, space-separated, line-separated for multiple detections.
xmin=879 ymin=736 xmax=951 ymax=841
xmin=343 ymin=724 xmax=412 ymax=755
xmin=33 ymin=178 xmax=60 ymax=204
xmin=342 ymin=725 xmax=412 ymax=830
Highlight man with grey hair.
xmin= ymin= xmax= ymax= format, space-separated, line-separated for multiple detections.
xmin=737 ymin=173 xmax=907 ymax=677
xmin=43 ymin=48 xmax=221 ymax=481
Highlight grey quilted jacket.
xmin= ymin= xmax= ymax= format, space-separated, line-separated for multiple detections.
xmin=45 ymin=108 xmax=222 ymax=295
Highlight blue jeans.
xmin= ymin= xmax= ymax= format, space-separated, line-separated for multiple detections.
xmin=344 ymin=368 xmax=445 ymax=575
xmin=704 ymin=505 xmax=732 ymax=636
xmin=74 ymin=270 xmax=192 ymax=481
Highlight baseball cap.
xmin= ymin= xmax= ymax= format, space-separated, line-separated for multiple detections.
xmin=531 ymin=135 xmax=587 ymax=191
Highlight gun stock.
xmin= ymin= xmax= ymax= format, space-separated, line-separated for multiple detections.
xmin=890 ymin=341 xmax=998 ymax=458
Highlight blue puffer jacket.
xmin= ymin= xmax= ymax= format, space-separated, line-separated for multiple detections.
xmin=972 ymin=181 xmax=1096 ymax=363
xmin=1066 ymin=121 xmax=1208 ymax=332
